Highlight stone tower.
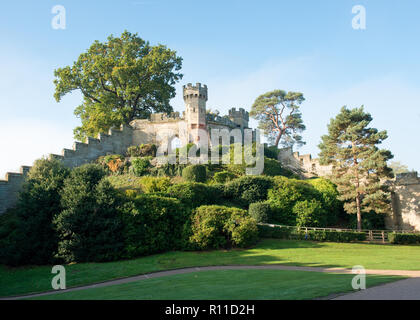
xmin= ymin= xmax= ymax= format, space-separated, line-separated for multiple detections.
xmin=183 ymin=83 xmax=208 ymax=142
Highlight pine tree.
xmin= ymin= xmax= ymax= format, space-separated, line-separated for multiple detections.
xmin=318 ymin=106 xmax=394 ymax=230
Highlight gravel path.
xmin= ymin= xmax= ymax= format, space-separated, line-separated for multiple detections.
xmin=2 ymin=265 xmax=420 ymax=300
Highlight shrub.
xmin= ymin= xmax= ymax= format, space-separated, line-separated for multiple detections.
xmin=166 ymin=182 xmax=223 ymax=208
xmin=139 ymin=176 xmax=172 ymax=193
xmin=182 ymin=164 xmax=207 ymax=182
xmin=127 ymin=144 xmax=157 ymax=157
xmin=213 ymin=171 xmax=237 ymax=184
xmin=267 ymin=176 xmax=323 ymax=225
xmin=190 ymin=205 xmax=258 ymax=249
xmin=131 ymin=157 xmax=151 ymax=176
xmin=97 ymin=154 xmax=126 ymax=173
xmin=0 ymin=158 xmax=69 ymax=266
xmin=293 ymin=199 xmax=325 ymax=227
xmin=264 ymin=145 xmax=279 ymax=160
xmin=388 ymin=233 xmax=420 ymax=245
xmin=224 ymin=176 xmax=274 ymax=207
xmin=105 ymin=174 xmax=143 ymax=193
xmin=348 ymin=211 xmax=386 ymax=230
xmin=121 ymin=195 xmax=188 ymax=258
xmin=54 ymin=164 xmax=124 ymax=263
xmin=248 ymin=202 xmax=272 ymax=223
xmin=307 ymin=178 xmax=342 ymax=226
xmin=263 ymin=157 xmax=293 ymax=177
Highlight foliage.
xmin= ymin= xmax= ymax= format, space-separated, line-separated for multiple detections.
xmin=248 ymin=202 xmax=272 ymax=223
xmin=224 ymin=176 xmax=274 ymax=207
xmin=388 ymin=161 xmax=411 ymax=175
xmin=257 ymin=225 xmax=366 ymax=242
xmin=105 ymin=174 xmax=144 ymax=193
xmin=213 ymin=171 xmax=238 ymax=184
xmin=182 ymin=164 xmax=207 ymax=183
xmin=139 ymin=176 xmax=172 ymax=193
xmin=250 ymin=90 xmax=306 ymax=147
xmin=318 ymin=106 xmax=394 ymax=230
xmin=53 ymin=31 xmax=183 ymax=141
xmin=264 ymin=145 xmax=280 ymax=160
xmin=388 ymin=233 xmax=420 ymax=245
xmin=127 ymin=144 xmax=157 ymax=158
xmin=190 ymin=205 xmax=258 ymax=250
xmin=348 ymin=211 xmax=386 ymax=230
xmin=0 ymin=158 xmax=69 ymax=266
xmin=130 ymin=157 xmax=151 ymax=176
xmin=293 ymin=199 xmax=324 ymax=227
xmin=97 ymin=154 xmax=126 ymax=173
xmin=54 ymin=164 xmax=124 ymax=263
xmin=307 ymin=178 xmax=342 ymax=226
xmin=263 ymin=157 xmax=293 ymax=177
xmin=166 ymin=182 xmax=223 ymax=208
xmin=121 ymin=195 xmax=188 ymax=258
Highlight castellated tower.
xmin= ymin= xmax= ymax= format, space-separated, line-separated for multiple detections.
xmin=183 ymin=83 xmax=208 ymax=142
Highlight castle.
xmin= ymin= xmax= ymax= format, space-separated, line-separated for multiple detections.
xmin=1 ymin=82 xmax=419 ymax=233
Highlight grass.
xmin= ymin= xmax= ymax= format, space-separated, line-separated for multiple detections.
xmin=29 ymin=270 xmax=403 ymax=300
xmin=2 ymin=238 xmax=420 ymax=297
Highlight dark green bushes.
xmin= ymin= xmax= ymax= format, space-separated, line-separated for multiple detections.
xmin=224 ymin=176 xmax=274 ymax=207
xmin=122 ymin=195 xmax=188 ymax=258
xmin=213 ymin=171 xmax=237 ymax=184
xmin=248 ymin=202 xmax=272 ymax=223
xmin=166 ymin=182 xmax=223 ymax=208
xmin=388 ymin=233 xmax=420 ymax=245
xmin=0 ymin=159 xmax=69 ymax=266
xmin=131 ymin=157 xmax=151 ymax=176
xmin=182 ymin=164 xmax=207 ymax=182
xmin=54 ymin=164 xmax=125 ymax=263
xmin=190 ymin=205 xmax=258 ymax=250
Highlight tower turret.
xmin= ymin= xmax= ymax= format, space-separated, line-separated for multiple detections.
xmin=183 ymin=83 xmax=208 ymax=142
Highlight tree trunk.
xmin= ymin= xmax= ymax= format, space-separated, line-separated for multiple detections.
xmin=274 ymin=133 xmax=281 ymax=147
xmin=356 ymin=192 xmax=362 ymax=231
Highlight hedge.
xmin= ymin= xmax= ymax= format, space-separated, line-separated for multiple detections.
xmin=388 ymin=233 xmax=420 ymax=245
xmin=182 ymin=164 xmax=207 ymax=182
xmin=258 ymin=225 xmax=366 ymax=243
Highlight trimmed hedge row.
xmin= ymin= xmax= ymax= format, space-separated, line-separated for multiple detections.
xmin=388 ymin=233 xmax=420 ymax=245
xmin=258 ymin=225 xmax=366 ymax=243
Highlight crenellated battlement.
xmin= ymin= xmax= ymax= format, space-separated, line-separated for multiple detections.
xmin=183 ymin=82 xmax=208 ymax=101
xmin=150 ymin=112 xmax=183 ymax=122
xmin=228 ymin=107 xmax=249 ymax=121
xmin=395 ymin=172 xmax=420 ymax=185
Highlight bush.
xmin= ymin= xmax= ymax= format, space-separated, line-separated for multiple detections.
xmin=97 ymin=154 xmax=126 ymax=173
xmin=263 ymin=157 xmax=293 ymax=177
xmin=264 ymin=145 xmax=279 ymax=160
xmin=258 ymin=225 xmax=366 ymax=242
xmin=182 ymin=164 xmax=207 ymax=182
xmin=224 ymin=176 xmax=274 ymax=207
xmin=190 ymin=205 xmax=258 ymax=250
xmin=249 ymin=202 xmax=272 ymax=223
xmin=139 ymin=176 xmax=172 ymax=193
xmin=121 ymin=195 xmax=188 ymax=258
xmin=293 ymin=199 xmax=325 ymax=227
xmin=54 ymin=164 xmax=124 ymax=263
xmin=0 ymin=158 xmax=69 ymax=266
xmin=127 ymin=144 xmax=157 ymax=157
xmin=388 ymin=233 xmax=420 ymax=245
xmin=131 ymin=157 xmax=151 ymax=176
xmin=307 ymin=178 xmax=342 ymax=226
xmin=166 ymin=182 xmax=223 ymax=208
xmin=267 ymin=176 xmax=323 ymax=225
xmin=213 ymin=171 xmax=237 ymax=184
xmin=348 ymin=211 xmax=386 ymax=230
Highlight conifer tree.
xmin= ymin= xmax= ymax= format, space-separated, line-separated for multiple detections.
xmin=318 ymin=106 xmax=394 ymax=230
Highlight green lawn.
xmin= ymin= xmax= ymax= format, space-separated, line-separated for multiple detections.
xmin=2 ymin=238 xmax=420 ymax=298
xmin=29 ymin=270 xmax=403 ymax=300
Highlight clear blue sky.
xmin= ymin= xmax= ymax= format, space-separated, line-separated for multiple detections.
xmin=1 ymin=0 xmax=419 ymax=176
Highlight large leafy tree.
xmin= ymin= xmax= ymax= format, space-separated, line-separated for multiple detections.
xmin=318 ymin=106 xmax=394 ymax=230
xmin=250 ymin=90 xmax=306 ymax=148
xmin=54 ymin=31 xmax=183 ymax=141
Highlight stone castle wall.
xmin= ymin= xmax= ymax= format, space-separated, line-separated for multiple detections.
xmin=0 ymin=124 xmax=133 ymax=214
